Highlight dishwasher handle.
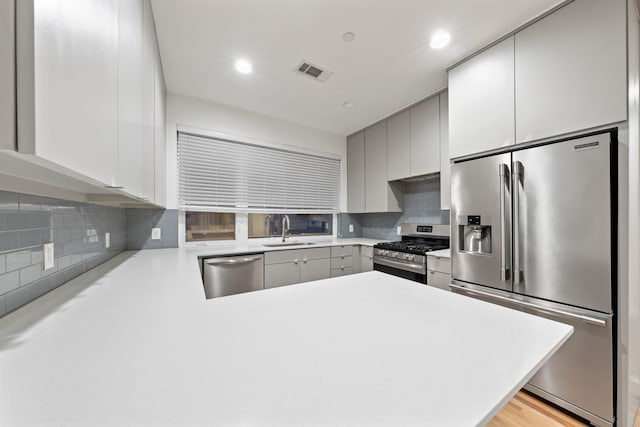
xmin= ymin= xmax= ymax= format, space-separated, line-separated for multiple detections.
xmin=206 ymin=256 xmax=263 ymax=266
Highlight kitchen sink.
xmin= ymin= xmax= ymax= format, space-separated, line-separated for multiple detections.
xmin=262 ymin=242 xmax=317 ymax=247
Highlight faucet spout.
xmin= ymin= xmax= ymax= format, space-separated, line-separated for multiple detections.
xmin=282 ymin=215 xmax=290 ymax=242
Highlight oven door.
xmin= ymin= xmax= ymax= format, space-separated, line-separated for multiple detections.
xmin=373 ymin=257 xmax=427 ymax=284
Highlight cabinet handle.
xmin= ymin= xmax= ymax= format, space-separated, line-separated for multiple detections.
xmin=303 ymin=259 xmax=307 ymax=263
xmin=294 ymin=259 xmax=299 ymax=265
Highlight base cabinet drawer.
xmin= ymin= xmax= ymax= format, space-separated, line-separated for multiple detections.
xmin=330 ymin=255 xmax=353 ymax=269
xmin=427 ymin=256 xmax=450 ymax=274
xmin=331 ymin=245 xmax=354 ymax=258
xmin=428 ymin=271 xmax=451 ymax=291
xmin=331 ymin=266 xmax=353 ymax=277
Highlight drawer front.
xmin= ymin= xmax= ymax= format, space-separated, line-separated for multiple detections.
xmin=331 ymin=255 xmax=353 ymax=269
xmin=331 ymin=245 xmax=353 ymax=258
xmin=264 ymin=249 xmax=299 ymax=265
xmin=428 ymin=271 xmax=451 ymax=291
xmin=331 ymin=266 xmax=353 ymax=278
xmin=301 ymin=247 xmax=331 ymax=261
xmin=264 ymin=247 xmax=330 ymax=265
xmin=427 ymin=256 xmax=451 ymax=274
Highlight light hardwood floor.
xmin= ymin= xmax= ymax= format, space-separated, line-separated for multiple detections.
xmin=489 ymin=391 xmax=587 ymax=427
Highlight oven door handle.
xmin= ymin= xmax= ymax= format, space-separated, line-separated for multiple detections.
xmin=374 ymin=257 xmax=425 ymax=275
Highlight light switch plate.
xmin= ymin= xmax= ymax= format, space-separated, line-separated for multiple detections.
xmin=349 ymin=224 xmax=354 ymax=233
xmin=397 ymin=226 xmax=402 ymax=235
xmin=151 ymin=228 xmax=161 ymax=240
xmin=43 ymin=243 xmax=54 ymax=270
xmin=105 ymin=232 xmax=110 ymax=248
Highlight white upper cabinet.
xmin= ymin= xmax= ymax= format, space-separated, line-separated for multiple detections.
xmin=347 ymin=131 xmax=365 ymax=213
xmin=12 ymin=0 xmax=166 ymax=206
xmin=0 ymin=0 xmax=15 ymax=151
xmin=410 ymin=95 xmax=440 ymax=175
xmin=141 ymin=0 xmax=156 ymax=202
xmin=387 ymin=110 xmax=411 ymax=181
xmin=20 ymin=0 xmax=120 ymax=186
xmin=117 ymin=0 xmax=144 ymax=197
xmin=439 ymin=91 xmax=450 ymax=211
xmin=365 ymin=121 xmax=403 ymax=213
xmin=515 ymin=0 xmax=627 ymax=143
xmin=448 ymin=37 xmax=515 ymax=159
xmin=154 ymin=36 xmax=167 ymax=207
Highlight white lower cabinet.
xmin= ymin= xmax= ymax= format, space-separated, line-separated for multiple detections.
xmin=330 ymin=245 xmax=354 ymax=278
xmin=264 ymin=247 xmax=331 ymax=289
xmin=426 ymin=255 xmax=451 ymax=291
xmin=360 ymin=246 xmax=373 ymax=272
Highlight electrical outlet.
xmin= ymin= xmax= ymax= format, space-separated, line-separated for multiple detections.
xmin=397 ymin=226 xmax=402 ymax=235
xmin=43 ymin=243 xmax=54 ymax=270
xmin=151 ymin=228 xmax=162 ymax=240
xmin=349 ymin=224 xmax=354 ymax=233
xmin=105 ymin=232 xmax=110 ymax=248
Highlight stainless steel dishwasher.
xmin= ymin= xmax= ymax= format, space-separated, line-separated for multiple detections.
xmin=202 ymin=254 xmax=264 ymax=298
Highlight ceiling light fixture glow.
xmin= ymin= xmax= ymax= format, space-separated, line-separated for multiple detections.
xmin=342 ymin=101 xmax=355 ymax=108
xmin=429 ymin=31 xmax=451 ymax=49
xmin=342 ymin=32 xmax=355 ymax=42
xmin=235 ymin=59 xmax=253 ymax=74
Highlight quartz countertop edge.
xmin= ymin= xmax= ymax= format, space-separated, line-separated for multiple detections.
xmin=0 ymin=246 xmax=572 ymax=427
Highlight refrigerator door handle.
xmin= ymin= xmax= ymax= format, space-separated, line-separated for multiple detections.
xmin=512 ymin=161 xmax=523 ymax=285
xmin=450 ymin=284 xmax=608 ymax=327
xmin=499 ymin=163 xmax=510 ymax=282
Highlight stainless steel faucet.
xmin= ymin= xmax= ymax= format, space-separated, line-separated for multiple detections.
xmin=282 ymin=214 xmax=290 ymax=242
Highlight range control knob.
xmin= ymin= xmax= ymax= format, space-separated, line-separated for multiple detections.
xmin=405 ymin=254 xmax=415 ymax=262
xmin=390 ymin=251 xmax=399 ymax=259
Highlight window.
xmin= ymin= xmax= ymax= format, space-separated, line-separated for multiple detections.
xmin=185 ymin=212 xmax=235 ymax=242
xmin=177 ymin=132 xmax=340 ymax=212
xmin=248 ymin=213 xmax=332 ymax=238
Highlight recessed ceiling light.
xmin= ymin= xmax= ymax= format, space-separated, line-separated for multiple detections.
xmin=342 ymin=32 xmax=355 ymax=42
xmin=342 ymin=101 xmax=355 ymax=108
xmin=429 ymin=31 xmax=451 ymax=49
xmin=235 ymin=59 xmax=253 ymax=74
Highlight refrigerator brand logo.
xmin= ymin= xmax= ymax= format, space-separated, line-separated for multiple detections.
xmin=573 ymin=141 xmax=599 ymax=151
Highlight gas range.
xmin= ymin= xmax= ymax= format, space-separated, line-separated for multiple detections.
xmin=373 ymin=224 xmax=450 ymax=283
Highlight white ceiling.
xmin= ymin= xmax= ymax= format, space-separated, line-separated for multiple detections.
xmin=151 ymin=0 xmax=564 ymax=136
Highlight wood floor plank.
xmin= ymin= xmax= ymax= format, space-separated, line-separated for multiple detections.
xmin=487 ymin=391 xmax=587 ymax=427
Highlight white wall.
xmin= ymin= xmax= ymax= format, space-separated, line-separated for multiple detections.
xmin=164 ymin=93 xmax=347 ymax=210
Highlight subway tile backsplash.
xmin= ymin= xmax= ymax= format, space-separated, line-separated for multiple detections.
xmin=0 ymin=190 xmax=126 ymax=318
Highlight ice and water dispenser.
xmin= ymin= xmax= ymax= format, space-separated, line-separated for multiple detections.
xmin=459 ymin=215 xmax=492 ymax=254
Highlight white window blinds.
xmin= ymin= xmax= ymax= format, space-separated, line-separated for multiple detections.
xmin=177 ymin=132 xmax=340 ymax=212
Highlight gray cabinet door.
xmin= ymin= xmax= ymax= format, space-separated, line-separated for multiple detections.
xmin=0 ymin=0 xmax=15 ymax=150
xmin=449 ymin=37 xmax=515 ymax=159
xmin=301 ymin=258 xmax=330 ymax=283
xmin=387 ymin=110 xmax=411 ymax=180
xmin=365 ymin=121 xmax=389 ymax=212
xmin=117 ymin=0 xmax=144 ymax=197
xmin=264 ymin=262 xmax=300 ymax=288
xmin=347 ymin=131 xmax=365 ymax=213
xmin=515 ymin=0 xmax=626 ymax=143
xmin=410 ymin=96 xmax=440 ymax=176
xmin=439 ymin=92 xmax=450 ymax=210
xmin=141 ymin=0 xmax=156 ymax=201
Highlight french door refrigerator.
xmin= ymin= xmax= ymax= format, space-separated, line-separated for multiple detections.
xmin=450 ymin=130 xmax=616 ymax=427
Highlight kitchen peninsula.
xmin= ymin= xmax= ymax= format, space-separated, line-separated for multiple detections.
xmin=0 ymin=248 xmax=572 ymax=426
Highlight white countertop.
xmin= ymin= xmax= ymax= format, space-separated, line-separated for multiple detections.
xmin=428 ymin=248 xmax=451 ymax=258
xmin=181 ymin=237 xmax=387 ymax=258
xmin=0 ymin=248 xmax=571 ymax=427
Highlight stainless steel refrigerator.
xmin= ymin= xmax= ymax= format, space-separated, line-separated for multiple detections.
xmin=450 ymin=130 xmax=616 ymax=427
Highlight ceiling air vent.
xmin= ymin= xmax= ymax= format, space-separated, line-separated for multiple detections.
xmin=295 ymin=60 xmax=333 ymax=83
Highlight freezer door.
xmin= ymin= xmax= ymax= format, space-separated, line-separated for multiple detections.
xmin=451 ymin=153 xmax=512 ymax=291
xmin=451 ymin=283 xmax=614 ymax=426
xmin=512 ymin=133 xmax=612 ymax=313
